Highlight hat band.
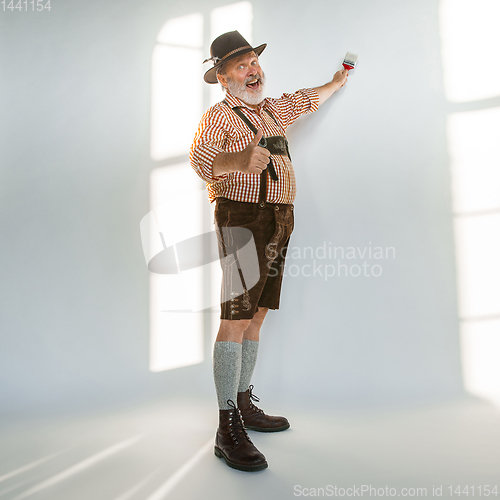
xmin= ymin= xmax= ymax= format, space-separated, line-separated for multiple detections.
xmin=221 ymin=45 xmax=252 ymax=61
xmin=203 ymin=45 xmax=254 ymax=66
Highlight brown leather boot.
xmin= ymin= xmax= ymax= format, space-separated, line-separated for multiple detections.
xmin=237 ymin=385 xmax=290 ymax=432
xmin=214 ymin=399 xmax=268 ymax=472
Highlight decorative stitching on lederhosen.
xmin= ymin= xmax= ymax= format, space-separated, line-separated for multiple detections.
xmin=216 ymin=212 xmax=253 ymax=313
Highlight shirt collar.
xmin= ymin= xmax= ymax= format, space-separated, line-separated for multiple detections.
xmin=223 ymin=89 xmax=267 ymax=112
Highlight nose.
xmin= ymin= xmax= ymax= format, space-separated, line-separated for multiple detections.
xmin=247 ymin=69 xmax=259 ymax=80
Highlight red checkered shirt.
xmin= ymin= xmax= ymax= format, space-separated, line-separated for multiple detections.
xmin=189 ymin=88 xmax=319 ymax=204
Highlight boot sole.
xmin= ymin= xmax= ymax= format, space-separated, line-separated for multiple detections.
xmin=244 ymin=423 xmax=290 ymax=432
xmin=214 ymin=446 xmax=268 ymax=472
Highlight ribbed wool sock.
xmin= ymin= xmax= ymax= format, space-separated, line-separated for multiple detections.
xmin=213 ymin=340 xmax=242 ymax=410
xmin=238 ymin=339 xmax=259 ymax=393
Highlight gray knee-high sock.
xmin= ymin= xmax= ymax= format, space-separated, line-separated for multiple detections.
xmin=213 ymin=341 xmax=242 ymax=410
xmin=238 ymin=339 xmax=259 ymax=393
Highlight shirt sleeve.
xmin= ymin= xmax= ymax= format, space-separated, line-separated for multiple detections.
xmin=190 ymin=106 xmax=230 ymax=184
xmin=268 ymin=87 xmax=320 ymax=131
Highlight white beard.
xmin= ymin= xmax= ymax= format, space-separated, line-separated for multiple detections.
xmin=226 ymin=72 xmax=266 ymax=105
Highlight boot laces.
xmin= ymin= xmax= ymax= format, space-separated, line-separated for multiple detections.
xmin=227 ymin=399 xmax=251 ymax=444
xmin=248 ymin=385 xmax=265 ymax=414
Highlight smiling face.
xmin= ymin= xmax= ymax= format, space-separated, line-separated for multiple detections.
xmin=217 ymin=51 xmax=266 ymax=107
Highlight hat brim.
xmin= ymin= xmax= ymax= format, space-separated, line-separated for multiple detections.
xmin=203 ymin=43 xmax=267 ymax=84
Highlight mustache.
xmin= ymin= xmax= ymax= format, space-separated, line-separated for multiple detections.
xmin=244 ymin=74 xmax=264 ymax=85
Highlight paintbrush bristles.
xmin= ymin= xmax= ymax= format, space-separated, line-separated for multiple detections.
xmin=343 ymin=52 xmax=358 ymax=68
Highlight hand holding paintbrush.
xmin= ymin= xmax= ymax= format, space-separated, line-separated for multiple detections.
xmin=334 ymin=52 xmax=358 ymax=89
xmin=312 ymin=51 xmax=358 ymax=104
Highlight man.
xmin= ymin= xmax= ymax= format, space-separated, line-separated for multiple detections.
xmin=190 ymin=31 xmax=348 ymax=472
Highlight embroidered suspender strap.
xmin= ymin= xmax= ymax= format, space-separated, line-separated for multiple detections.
xmin=258 ymin=155 xmax=267 ymax=206
xmin=223 ymin=103 xmax=279 ymax=184
xmin=227 ymin=105 xmax=271 ymax=204
xmin=223 ymin=98 xmax=280 ymax=131
xmin=221 ymin=104 xmax=267 ymax=205
xmin=222 ymin=104 xmax=290 ymax=160
xmin=232 ymin=111 xmax=290 ymax=161
xmin=264 ymin=108 xmax=292 ymax=161
xmin=221 ymin=100 xmax=295 ymax=205
xmin=262 ymin=107 xmax=279 ymax=128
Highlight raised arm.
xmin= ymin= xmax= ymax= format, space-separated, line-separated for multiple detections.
xmin=312 ymin=69 xmax=349 ymax=106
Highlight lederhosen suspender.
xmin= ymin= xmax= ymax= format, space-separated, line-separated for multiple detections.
xmin=222 ymin=100 xmax=291 ymax=206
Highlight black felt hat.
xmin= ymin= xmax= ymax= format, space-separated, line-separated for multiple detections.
xmin=203 ymin=30 xmax=266 ymax=84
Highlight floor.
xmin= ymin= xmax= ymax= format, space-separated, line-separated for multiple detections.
xmin=1 ymin=395 xmax=499 ymax=500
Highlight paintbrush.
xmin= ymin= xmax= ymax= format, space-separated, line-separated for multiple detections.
xmin=342 ymin=52 xmax=358 ymax=72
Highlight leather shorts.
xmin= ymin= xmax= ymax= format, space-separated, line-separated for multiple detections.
xmin=214 ymin=197 xmax=294 ymax=320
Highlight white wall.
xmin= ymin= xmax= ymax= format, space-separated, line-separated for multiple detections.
xmin=0 ymin=0 xmax=464 ymax=418
xmin=252 ymin=0 xmax=463 ymax=407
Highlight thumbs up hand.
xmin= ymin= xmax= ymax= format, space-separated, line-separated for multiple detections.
xmin=238 ymin=129 xmax=271 ymax=175
xmin=211 ymin=129 xmax=271 ymax=177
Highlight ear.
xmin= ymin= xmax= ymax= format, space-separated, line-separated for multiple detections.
xmin=217 ymin=72 xmax=228 ymax=88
